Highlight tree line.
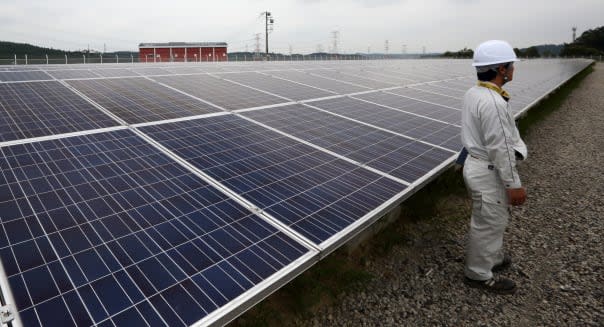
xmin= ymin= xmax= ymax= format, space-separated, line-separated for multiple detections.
xmin=442 ymin=25 xmax=604 ymax=59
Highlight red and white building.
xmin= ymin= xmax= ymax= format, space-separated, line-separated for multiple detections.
xmin=138 ymin=42 xmax=228 ymax=62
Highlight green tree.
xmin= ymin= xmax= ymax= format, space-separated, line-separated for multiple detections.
xmin=560 ymin=26 xmax=604 ymax=57
xmin=524 ymin=46 xmax=540 ymax=58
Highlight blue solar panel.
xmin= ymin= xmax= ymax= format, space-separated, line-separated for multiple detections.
xmin=46 ymin=70 xmax=101 ymax=80
xmin=66 ymin=78 xmax=222 ymax=124
xmin=0 ymin=129 xmax=311 ymax=326
xmin=217 ymin=72 xmax=334 ymax=101
xmin=267 ymin=70 xmax=370 ymax=94
xmin=152 ymin=74 xmax=288 ymax=110
xmin=351 ymin=92 xmax=462 ymax=124
xmin=241 ymin=105 xmax=455 ymax=183
xmin=308 ymin=96 xmax=462 ymax=150
xmin=0 ymin=81 xmax=119 ymax=142
xmin=386 ymin=88 xmax=462 ymax=109
xmin=140 ymin=115 xmax=407 ymax=246
xmin=0 ymin=71 xmax=53 ymax=82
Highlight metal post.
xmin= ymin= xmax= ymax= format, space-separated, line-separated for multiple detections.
xmin=46 ymin=54 xmax=48 ymax=65
xmin=154 ymin=48 xmax=157 ymax=63
xmin=25 ymin=54 xmax=28 ymax=65
xmin=213 ymin=47 xmax=215 ymax=62
xmin=131 ymin=54 xmax=133 ymax=63
xmin=14 ymin=54 xmax=16 ymax=65
xmin=65 ymin=54 xmax=68 ymax=64
xmin=100 ymin=54 xmax=103 ymax=64
xmin=116 ymin=54 xmax=119 ymax=63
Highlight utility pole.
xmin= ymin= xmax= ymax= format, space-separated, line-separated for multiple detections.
xmin=261 ymin=11 xmax=274 ymax=57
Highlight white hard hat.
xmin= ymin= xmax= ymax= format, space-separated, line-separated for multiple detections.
xmin=472 ymin=40 xmax=519 ymax=67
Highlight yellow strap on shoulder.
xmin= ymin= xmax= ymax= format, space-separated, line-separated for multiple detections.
xmin=477 ymin=81 xmax=510 ymax=101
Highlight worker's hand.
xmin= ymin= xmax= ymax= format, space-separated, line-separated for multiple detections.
xmin=506 ymin=187 xmax=527 ymax=206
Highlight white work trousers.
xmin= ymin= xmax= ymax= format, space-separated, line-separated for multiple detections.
xmin=463 ymin=156 xmax=510 ymax=281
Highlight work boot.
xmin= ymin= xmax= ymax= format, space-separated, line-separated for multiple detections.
xmin=492 ymin=254 xmax=512 ymax=272
xmin=464 ymin=276 xmax=517 ymax=294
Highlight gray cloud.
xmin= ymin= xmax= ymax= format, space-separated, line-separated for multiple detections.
xmin=0 ymin=0 xmax=602 ymax=53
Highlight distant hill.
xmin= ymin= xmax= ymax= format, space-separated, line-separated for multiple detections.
xmin=0 ymin=41 xmax=137 ymax=58
xmin=521 ymin=44 xmax=564 ymax=56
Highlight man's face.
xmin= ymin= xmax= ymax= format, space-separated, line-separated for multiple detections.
xmin=502 ymin=62 xmax=515 ymax=83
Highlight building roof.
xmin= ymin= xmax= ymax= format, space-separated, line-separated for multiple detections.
xmin=139 ymin=42 xmax=227 ymax=48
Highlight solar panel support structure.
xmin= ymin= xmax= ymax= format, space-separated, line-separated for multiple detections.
xmin=0 ymin=260 xmax=19 ymax=327
xmin=0 ymin=304 xmax=16 ymax=325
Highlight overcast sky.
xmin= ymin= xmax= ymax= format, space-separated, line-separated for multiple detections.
xmin=1 ymin=0 xmax=602 ymax=54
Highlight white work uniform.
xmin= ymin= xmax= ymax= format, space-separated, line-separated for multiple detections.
xmin=461 ymin=82 xmax=527 ymax=281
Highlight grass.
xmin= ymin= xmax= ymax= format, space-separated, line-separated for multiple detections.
xmin=228 ymin=63 xmax=595 ymax=327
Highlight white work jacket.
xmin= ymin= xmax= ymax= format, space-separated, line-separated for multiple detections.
xmin=461 ymin=83 xmax=528 ymax=189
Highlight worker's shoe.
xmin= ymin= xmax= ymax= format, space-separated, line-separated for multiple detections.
xmin=492 ymin=255 xmax=512 ymax=272
xmin=464 ymin=276 xmax=517 ymax=294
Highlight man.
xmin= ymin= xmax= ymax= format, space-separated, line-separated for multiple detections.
xmin=460 ymin=40 xmax=528 ymax=294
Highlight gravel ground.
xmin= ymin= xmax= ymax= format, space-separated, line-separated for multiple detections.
xmin=297 ymin=63 xmax=604 ymax=327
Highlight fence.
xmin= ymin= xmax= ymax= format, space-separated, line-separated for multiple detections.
xmin=1 ymin=54 xmax=602 ymax=65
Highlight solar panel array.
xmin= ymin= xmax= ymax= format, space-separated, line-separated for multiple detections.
xmin=0 ymin=59 xmax=592 ymax=326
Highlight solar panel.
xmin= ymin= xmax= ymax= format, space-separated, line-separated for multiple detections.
xmin=351 ymin=91 xmax=462 ymax=124
xmin=267 ymin=70 xmax=370 ymax=94
xmin=139 ymin=115 xmax=407 ymax=246
xmin=46 ymin=70 xmax=101 ymax=80
xmin=0 ymin=71 xmax=53 ymax=82
xmin=409 ymin=83 xmax=467 ymax=98
xmin=309 ymin=96 xmax=462 ymax=150
xmin=90 ymin=68 xmax=140 ymax=78
xmin=152 ymin=74 xmax=288 ymax=110
xmin=387 ymin=87 xmax=463 ymax=109
xmin=66 ymin=77 xmax=222 ymax=124
xmin=307 ymin=69 xmax=396 ymax=89
xmin=217 ymin=72 xmax=335 ymax=101
xmin=0 ymin=81 xmax=119 ymax=142
xmin=240 ymin=104 xmax=455 ymax=183
xmin=0 ymin=129 xmax=313 ymax=326
xmin=129 ymin=67 xmax=172 ymax=76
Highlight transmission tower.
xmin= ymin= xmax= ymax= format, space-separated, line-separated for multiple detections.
xmin=331 ymin=30 xmax=340 ymax=54
xmin=384 ymin=40 xmax=389 ymax=56
xmin=254 ymin=33 xmax=261 ymax=56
